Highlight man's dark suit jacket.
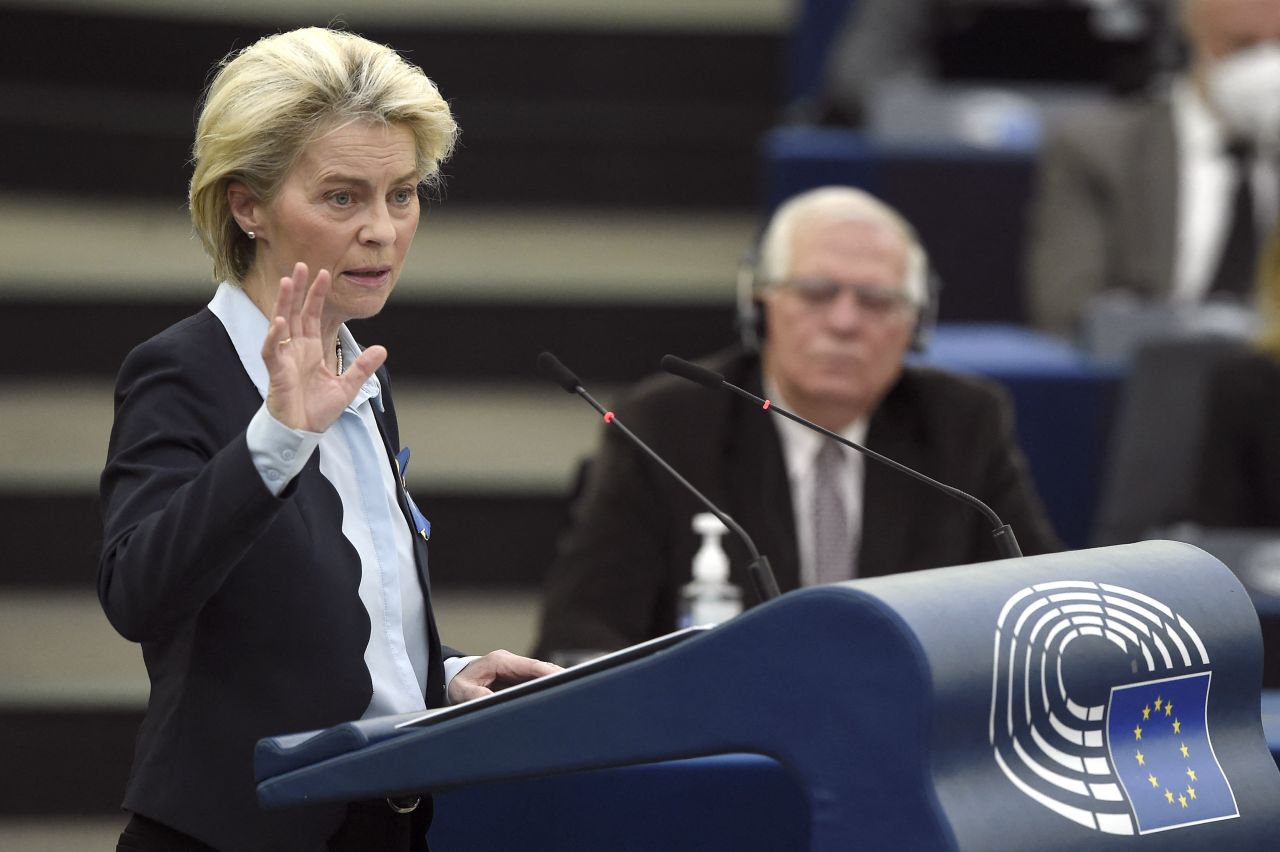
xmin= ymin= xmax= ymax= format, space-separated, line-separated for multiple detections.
xmin=535 ymin=347 xmax=1061 ymax=657
xmin=99 ymin=308 xmax=453 ymax=851
xmin=1195 ymin=351 xmax=1280 ymax=528
xmin=1026 ymin=96 xmax=1178 ymax=337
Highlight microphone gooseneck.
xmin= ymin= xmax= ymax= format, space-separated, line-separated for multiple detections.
xmin=537 ymin=352 xmax=781 ymax=602
xmin=661 ymin=354 xmax=1023 ymax=559
xmin=660 ymin=354 xmax=723 ymax=390
xmin=537 ymin=350 xmax=582 ymax=393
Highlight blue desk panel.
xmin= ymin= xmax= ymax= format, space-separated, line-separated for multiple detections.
xmin=431 ymin=707 xmax=1280 ymax=852
xmin=919 ymin=323 xmax=1123 ymax=549
xmin=431 ymin=754 xmax=808 ymax=851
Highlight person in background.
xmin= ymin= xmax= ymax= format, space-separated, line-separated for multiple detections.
xmin=820 ymin=0 xmax=940 ymax=126
xmin=99 ymin=28 xmax=557 ymax=852
xmin=818 ymin=0 xmax=1157 ymax=127
xmin=1027 ymin=0 xmax=1280 ymax=337
xmin=534 ymin=186 xmax=1060 ymax=662
xmin=1193 ymin=226 xmax=1280 ymax=527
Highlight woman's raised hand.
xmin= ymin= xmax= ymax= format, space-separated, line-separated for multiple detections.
xmin=261 ymin=262 xmax=387 ymax=432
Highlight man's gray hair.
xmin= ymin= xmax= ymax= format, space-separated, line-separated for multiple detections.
xmin=757 ymin=185 xmax=929 ymax=306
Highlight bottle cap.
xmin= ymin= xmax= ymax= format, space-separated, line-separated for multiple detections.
xmin=691 ymin=512 xmax=730 ymax=583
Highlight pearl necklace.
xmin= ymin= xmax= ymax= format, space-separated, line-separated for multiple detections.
xmin=336 ymin=339 xmax=344 ymax=376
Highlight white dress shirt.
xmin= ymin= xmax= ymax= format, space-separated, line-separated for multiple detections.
xmin=208 ymin=283 xmax=471 ymax=717
xmin=1171 ymin=78 xmax=1279 ymax=302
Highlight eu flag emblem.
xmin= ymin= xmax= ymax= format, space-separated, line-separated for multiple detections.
xmin=1105 ymin=672 xmax=1238 ymax=833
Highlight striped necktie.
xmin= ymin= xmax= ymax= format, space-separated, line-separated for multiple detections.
xmin=812 ymin=441 xmax=852 ymax=585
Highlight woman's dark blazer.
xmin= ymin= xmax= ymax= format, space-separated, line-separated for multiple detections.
xmin=99 ymin=307 xmax=453 ymax=851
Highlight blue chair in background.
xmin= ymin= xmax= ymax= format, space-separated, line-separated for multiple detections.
xmin=918 ymin=324 xmax=1122 ymax=550
xmin=762 ymin=126 xmax=1038 ymax=324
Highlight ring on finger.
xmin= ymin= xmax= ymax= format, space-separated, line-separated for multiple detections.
xmin=278 ymin=337 xmax=293 ymax=346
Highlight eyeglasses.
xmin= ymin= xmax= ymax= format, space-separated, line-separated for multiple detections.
xmin=767 ymin=278 xmax=919 ymax=318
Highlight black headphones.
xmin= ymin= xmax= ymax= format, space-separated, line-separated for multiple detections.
xmin=734 ymin=239 xmax=942 ymax=354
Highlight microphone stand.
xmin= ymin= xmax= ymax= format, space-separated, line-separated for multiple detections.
xmin=539 ymin=352 xmax=782 ymax=602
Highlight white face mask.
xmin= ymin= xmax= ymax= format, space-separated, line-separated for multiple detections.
xmin=1206 ymin=42 xmax=1280 ymax=148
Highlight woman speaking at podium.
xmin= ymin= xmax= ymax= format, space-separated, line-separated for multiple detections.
xmin=97 ymin=27 xmax=556 ymax=852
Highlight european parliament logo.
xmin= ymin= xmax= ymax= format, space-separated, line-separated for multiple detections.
xmin=988 ymin=581 xmax=1239 ymax=835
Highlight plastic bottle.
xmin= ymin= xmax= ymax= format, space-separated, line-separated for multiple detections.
xmin=676 ymin=512 xmax=744 ymax=628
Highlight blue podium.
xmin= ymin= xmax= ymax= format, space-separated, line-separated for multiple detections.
xmin=257 ymin=542 xmax=1280 ymax=849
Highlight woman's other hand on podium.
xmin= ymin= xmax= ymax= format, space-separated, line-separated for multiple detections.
xmin=449 ymin=650 xmax=562 ymax=703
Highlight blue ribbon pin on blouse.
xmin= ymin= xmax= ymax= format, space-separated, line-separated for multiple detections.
xmin=395 ymin=447 xmax=431 ymax=541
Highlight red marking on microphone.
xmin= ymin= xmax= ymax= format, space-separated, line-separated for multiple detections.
xmin=762 ymin=399 xmax=772 ymax=411
xmin=603 ymin=411 xmax=615 ymax=424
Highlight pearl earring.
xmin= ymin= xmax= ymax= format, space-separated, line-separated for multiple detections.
xmin=247 ymin=230 xmax=256 ymax=240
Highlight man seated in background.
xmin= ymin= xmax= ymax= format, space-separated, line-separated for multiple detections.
xmin=1027 ymin=0 xmax=1280 ymax=338
xmin=1194 ymin=226 xmax=1280 ymax=528
xmin=534 ymin=186 xmax=1060 ymax=661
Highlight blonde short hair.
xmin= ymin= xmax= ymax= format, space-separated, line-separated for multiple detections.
xmin=189 ymin=27 xmax=458 ymax=283
xmin=757 ymin=186 xmax=929 ymax=306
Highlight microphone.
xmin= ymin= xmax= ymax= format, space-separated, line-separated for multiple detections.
xmin=660 ymin=354 xmax=1023 ymax=559
xmin=536 ymin=352 xmax=781 ymax=602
